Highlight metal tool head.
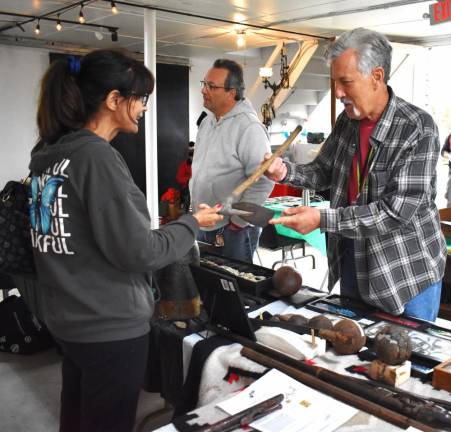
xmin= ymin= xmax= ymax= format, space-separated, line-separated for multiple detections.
xmin=219 ymin=208 xmax=253 ymax=217
xmin=232 ymin=202 xmax=275 ymax=227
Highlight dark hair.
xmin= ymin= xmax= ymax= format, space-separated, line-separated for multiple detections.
xmin=37 ymin=49 xmax=155 ymax=145
xmin=212 ymin=59 xmax=245 ymax=101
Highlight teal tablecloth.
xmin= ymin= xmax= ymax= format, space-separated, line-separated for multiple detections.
xmin=264 ymin=196 xmax=328 ymax=256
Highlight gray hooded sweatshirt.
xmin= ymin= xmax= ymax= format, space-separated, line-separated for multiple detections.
xmin=190 ymin=99 xmax=274 ymax=230
xmin=29 ymin=129 xmax=199 ymax=343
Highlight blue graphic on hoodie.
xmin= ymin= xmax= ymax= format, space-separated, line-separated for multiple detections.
xmin=30 ymin=175 xmax=65 ymax=235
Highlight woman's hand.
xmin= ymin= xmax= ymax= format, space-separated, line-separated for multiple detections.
xmin=263 ymin=153 xmax=287 ymax=182
xmin=193 ymin=203 xmax=223 ymax=227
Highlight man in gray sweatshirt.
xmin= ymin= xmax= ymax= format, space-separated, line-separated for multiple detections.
xmin=190 ymin=59 xmax=274 ymax=263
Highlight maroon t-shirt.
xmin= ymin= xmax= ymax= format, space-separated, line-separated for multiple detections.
xmin=348 ymin=118 xmax=377 ymax=204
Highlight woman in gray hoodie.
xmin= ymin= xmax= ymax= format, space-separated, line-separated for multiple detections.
xmin=29 ymin=50 xmax=222 ymax=432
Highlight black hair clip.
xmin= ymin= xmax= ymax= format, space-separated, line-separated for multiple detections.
xmin=67 ymin=55 xmax=81 ymax=75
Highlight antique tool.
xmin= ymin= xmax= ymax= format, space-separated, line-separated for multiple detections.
xmin=217 ymin=202 xmax=274 ymax=227
xmin=367 ymin=325 xmax=413 ymax=386
xmin=373 ymin=325 xmax=412 ymax=365
xmin=231 ymin=202 xmax=275 ymax=227
xmin=326 ymin=319 xmax=366 ymax=355
xmin=250 ymin=316 xmax=366 ymax=355
xmin=218 ymin=207 xmax=253 ymax=217
xmin=172 ymin=393 xmax=284 ymax=432
xmin=219 ymin=125 xmax=302 ymax=227
xmin=308 ymin=315 xmax=334 ymax=331
xmin=229 ymin=125 xmax=302 ymax=200
xmin=268 ymin=265 xmax=303 ymax=298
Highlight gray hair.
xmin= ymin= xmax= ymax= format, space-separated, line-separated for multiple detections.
xmin=325 ymin=28 xmax=392 ymax=83
xmin=213 ymin=58 xmax=245 ymax=100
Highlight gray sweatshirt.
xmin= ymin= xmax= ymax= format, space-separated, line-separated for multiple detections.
xmin=29 ymin=129 xmax=199 ymax=343
xmin=190 ymin=99 xmax=274 ymax=230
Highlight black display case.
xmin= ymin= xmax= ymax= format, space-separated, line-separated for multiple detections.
xmin=198 ymin=250 xmax=274 ymax=297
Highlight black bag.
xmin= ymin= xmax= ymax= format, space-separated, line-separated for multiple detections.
xmin=0 ymin=177 xmax=35 ymax=274
xmin=0 ymin=295 xmax=54 ymax=354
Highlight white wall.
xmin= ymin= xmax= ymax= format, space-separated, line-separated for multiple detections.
xmin=0 ymin=45 xmax=48 ymax=187
xmin=188 ymin=57 xmax=212 ymax=141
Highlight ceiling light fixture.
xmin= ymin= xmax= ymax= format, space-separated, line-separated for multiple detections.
xmin=236 ymin=30 xmax=246 ymax=48
xmin=34 ymin=19 xmax=40 ymax=35
xmin=111 ymin=1 xmax=118 ymax=14
xmin=56 ymin=14 xmax=62 ymax=31
xmin=78 ymin=5 xmax=86 ymax=24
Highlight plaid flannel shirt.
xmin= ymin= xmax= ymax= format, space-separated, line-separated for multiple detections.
xmin=283 ymin=87 xmax=446 ymax=314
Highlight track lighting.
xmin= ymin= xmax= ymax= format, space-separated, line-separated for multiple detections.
xmin=78 ymin=5 xmax=86 ymax=24
xmin=2 ymin=10 xmax=119 ymax=39
xmin=111 ymin=1 xmax=118 ymax=14
xmin=56 ymin=14 xmax=62 ymax=31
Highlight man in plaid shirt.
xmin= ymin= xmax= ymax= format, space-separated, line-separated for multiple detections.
xmin=265 ymin=28 xmax=446 ymax=321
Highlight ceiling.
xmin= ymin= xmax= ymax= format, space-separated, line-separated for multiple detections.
xmin=0 ymin=0 xmax=450 ymax=62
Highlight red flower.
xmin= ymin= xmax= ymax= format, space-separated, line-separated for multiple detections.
xmin=161 ymin=188 xmax=180 ymax=204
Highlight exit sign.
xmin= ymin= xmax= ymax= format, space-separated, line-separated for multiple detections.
xmin=430 ymin=0 xmax=451 ymax=25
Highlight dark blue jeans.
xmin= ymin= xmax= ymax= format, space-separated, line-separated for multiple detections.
xmin=197 ymin=225 xmax=261 ymax=263
xmin=340 ymin=238 xmax=442 ymax=321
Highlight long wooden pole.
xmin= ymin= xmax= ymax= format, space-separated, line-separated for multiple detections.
xmin=230 ymin=125 xmax=302 ymax=199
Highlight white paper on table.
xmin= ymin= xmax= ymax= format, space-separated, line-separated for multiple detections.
xmin=282 ymin=306 xmax=321 ymax=318
xmin=248 ymin=301 xmax=289 ymax=318
xmin=216 ymin=369 xmax=357 ymax=432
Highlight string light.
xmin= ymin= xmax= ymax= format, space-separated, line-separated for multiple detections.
xmin=34 ymin=19 xmax=40 ymax=35
xmin=111 ymin=1 xmax=118 ymax=14
xmin=56 ymin=14 xmax=62 ymax=31
xmin=78 ymin=5 xmax=86 ymax=24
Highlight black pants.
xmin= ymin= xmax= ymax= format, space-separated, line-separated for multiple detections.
xmin=57 ymin=333 xmax=149 ymax=432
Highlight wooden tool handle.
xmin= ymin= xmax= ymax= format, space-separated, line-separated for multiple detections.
xmin=231 ymin=125 xmax=302 ymax=198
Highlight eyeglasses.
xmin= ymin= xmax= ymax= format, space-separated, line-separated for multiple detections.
xmin=200 ymin=80 xmax=230 ymax=91
xmin=129 ymin=92 xmax=150 ymax=106
xmin=140 ymin=93 xmax=150 ymax=106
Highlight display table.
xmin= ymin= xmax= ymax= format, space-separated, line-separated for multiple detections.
xmin=264 ymin=196 xmax=328 ymax=256
xmin=152 ymin=301 xmax=451 ymax=432
xmin=155 ymin=344 xmax=451 ymax=432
